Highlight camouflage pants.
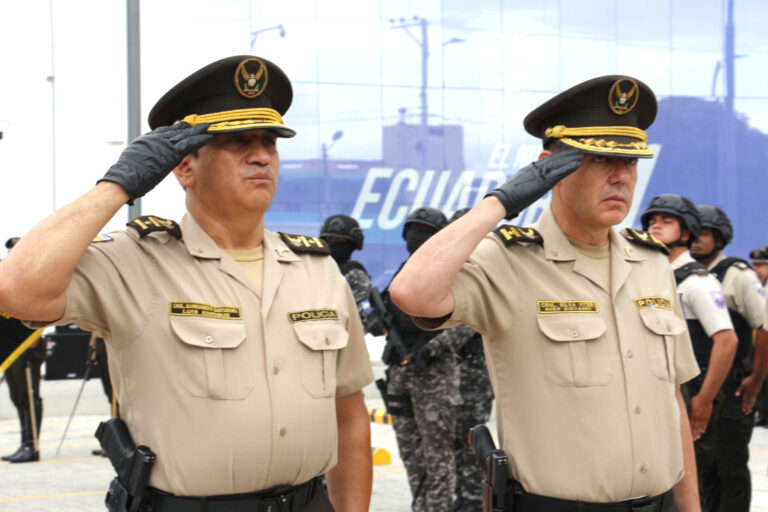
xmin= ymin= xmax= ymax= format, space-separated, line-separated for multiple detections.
xmin=388 ymin=355 xmax=461 ymax=512
xmin=454 ymin=353 xmax=494 ymax=510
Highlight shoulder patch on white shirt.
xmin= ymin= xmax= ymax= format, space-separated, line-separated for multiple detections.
xmin=710 ymin=290 xmax=727 ymax=309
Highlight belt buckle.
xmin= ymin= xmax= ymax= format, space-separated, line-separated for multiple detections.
xmin=258 ymin=494 xmax=288 ymax=512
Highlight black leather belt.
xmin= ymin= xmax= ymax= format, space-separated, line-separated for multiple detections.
xmin=147 ymin=477 xmax=319 ymax=512
xmin=509 ymin=482 xmax=675 ymax=512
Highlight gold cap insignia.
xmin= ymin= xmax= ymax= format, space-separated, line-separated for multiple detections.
xmin=608 ymin=78 xmax=639 ymax=115
xmin=234 ymin=57 xmax=268 ymax=99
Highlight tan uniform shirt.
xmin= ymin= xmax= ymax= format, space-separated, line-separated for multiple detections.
xmin=420 ymin=208 xmax=699 ymax=502
xmin=51 ymin=214 xmax=374 ymax=496
xmin=708 ymin=252 xmax=767 ymax=330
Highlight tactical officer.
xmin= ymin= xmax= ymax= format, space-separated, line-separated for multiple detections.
xmin=690 ymin=205 xmax=768 ymax=511
xmin=446 ymin=208 xmax=494 ymax=512
xmin=383 ymin=206 xmax=462 ymax=512
xmin=0 ymin=56 xmax=374 ymax=511
xmin=319 ymin=214 xmax=372 ymax=332
xmin=749 ymin=246 xmax=768 ymax=426
xmin=0 ymin=236 xmax=46 ymax=464
xmin=641 ymin=195 xmax=737 ymax=501
xmin=391 ymin=76 xmax=701 ymax=511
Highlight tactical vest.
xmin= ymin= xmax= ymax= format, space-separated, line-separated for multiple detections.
xmin=711 ymin=257 xmax=755 ymax=381
xmin=674 ymin=262 xmax=712 ymax=373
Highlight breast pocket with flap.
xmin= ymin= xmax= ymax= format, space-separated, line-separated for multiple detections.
xmin=170 ymin=316 xmax=253 ymax=400
xmin=637 ymin=308 xmax=687 ymax=382
xmin=292 ymin=322 xmax=349 ymax=397
xmin=536 ymin=315 xmax=611 ymax=387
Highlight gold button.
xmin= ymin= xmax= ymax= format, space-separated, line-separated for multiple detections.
xmin=204 ymin=335 xmax=213 ymax=344
xmin=640 ymin=464 xmax=648 ymax=474
xmin=624 ymin=246 xmax=633 ymax=256
xmin=273 ymin=366 xmax=279 ymax=375
xmin=279 ymin=427 xmax=287 ymax=437
xmin=627 ymin=350 xmax=634 ymax=359
xmin=635 ymin=406 xmax=641 ymax=414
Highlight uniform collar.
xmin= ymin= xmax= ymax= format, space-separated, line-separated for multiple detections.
xmin=180 ymin=214 xmax=301 ymax=263
xmin=532 ymin=208 xmax=644 ymax=263
xmin=671 ymin=250 xmax=695 ymax=269
xmin=708 ymin=251 xmax=727 ymax=270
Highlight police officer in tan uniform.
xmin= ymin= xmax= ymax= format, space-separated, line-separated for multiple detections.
xmin=390 ymin=76 xmax=702 ymax=511
xmin=0 ymin=56 xmax=374 ymax=512
xmin=690 ymin=206 xmax=768 ymax=511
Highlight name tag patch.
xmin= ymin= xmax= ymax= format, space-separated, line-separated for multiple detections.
xmin=537 ymin=301 xmax=598 ymax=314
xmin=288 ymin=309 xmax=339 ymax=323
xmin=169 ymin=302 xmax=242 ymax=320
xmin=633 ymin=296 xmax=672 ymax=311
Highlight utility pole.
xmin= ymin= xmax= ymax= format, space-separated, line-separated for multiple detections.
xmin=390 ymin=16 xmax=430 ymax=173
xmin=127 ymin=0 xmax=141 ymax=219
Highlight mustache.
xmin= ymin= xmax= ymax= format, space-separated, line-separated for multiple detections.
xmin=599 ymin=187 xmax=629 ymax=202
xmin=243 ymin=166 xmax=275 ymax=180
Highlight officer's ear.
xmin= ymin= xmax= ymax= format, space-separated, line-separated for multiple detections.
xmin=680 ymin=228 xmax=691 ymax=245
xmin=538 ymin=149 xmax=553 ymax=160
xmin=172 ymin=154 xmax=196 ymax=190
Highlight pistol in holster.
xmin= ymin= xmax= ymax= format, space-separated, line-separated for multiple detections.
xmin=95 ymin=418 xmax=156 ymax=512
xmin=469 ymin=424 xmax=509 ymax=512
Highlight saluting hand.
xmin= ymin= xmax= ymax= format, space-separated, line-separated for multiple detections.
xmin=485 ymin=148 xmax=583 ymax=220
xmin=98 ymin=122 xmax=213 ymax=202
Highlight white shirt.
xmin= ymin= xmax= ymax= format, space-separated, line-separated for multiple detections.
xmin=672 ymin=251 xmax=733 ymax=336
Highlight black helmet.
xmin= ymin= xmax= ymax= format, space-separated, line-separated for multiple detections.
xmin=750 ymin=246 xmax=768 ymax=264
xmin=640 ymin=194 xmax=702 ymax=242
xmin=402 ymin=207 xmax=448 ymax=239
xmin=697 ymin=205 xmax=733 ymax=246
xmin=319 ymin=214 xmax=363 ymax=250
xmin=449 ymin=208 xmax=471 ymax=223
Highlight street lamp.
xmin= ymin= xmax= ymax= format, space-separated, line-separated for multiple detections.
xmin=390 ymin=16 xmax=430 ymax=172
xmin=250 ymin=24 xmax=285 ymax=53
xmin=321 ymin=130 xmax=344 ymax=216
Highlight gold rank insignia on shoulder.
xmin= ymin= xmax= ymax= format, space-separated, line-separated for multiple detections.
xmin=278 ymin=233 xmax=330 ymax=255
xmin=92 ymin=234 xmax=113 ymax=243
xmin=127 ymin=215 xmax=182 ymax=240
xmin=493 ymin=225 xmax=543 ymax=247
xmin=621 ymin=228 xmax=668 ymax=255
xmin=633 ymin=296 xmax=672 ymax=311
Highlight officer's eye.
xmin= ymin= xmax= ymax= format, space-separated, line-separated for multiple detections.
xmin=591 ymin=155 xmax=607 ymax=163
xmin=624 ymin=157 xmax=638 ymax=166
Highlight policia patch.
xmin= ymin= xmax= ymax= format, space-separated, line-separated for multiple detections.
xmin=288 ymin=309 xmax=339 ymax=323
xmin=633 ymin=296 xmax=672 ymax=311
xmin=128 ymin=216 xmax=182 ymax=240
xmin=279 ymin=233 xmax=330 ymax=255
xmin=621 ymin=228 xmax=668 ymax=255
xmin=493 ymin=225 xmax=543 ymax=247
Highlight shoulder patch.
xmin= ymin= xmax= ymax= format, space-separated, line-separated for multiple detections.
xmin=92 ymin=233 xmax=113 ymax=243
xmin=621 ymin=228 xmax=669 ymax=255
xmin=279 ymin=233 xmax=330 ymax=255
xmin=127 ymin=215 xmax=182 ymax=240
xmin=493 ymin=225 xmax=543 ymax=247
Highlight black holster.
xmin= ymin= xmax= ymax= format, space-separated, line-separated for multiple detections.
xmin=96 ymin=418 xmax=156 ymax=512
xmin=375 ymin=376 xmax=413 ymax=417
xmin=469 ymin=425 xmax=508 ymax=512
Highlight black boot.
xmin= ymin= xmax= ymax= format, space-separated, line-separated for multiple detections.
xmin=1 ymin=407 xmax=27 ymax=461
xmin=8 ymin=402 xmax=41 ymax=463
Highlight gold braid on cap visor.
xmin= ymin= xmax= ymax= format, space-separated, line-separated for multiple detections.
xmin=544 ymin=125 xmax=653 ymax=156
xmin=182 ymin=108 xmax=292 ymax=133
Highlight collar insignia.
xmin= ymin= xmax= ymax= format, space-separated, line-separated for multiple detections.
xmin=235 ymin=58 xmax=268 ymax=99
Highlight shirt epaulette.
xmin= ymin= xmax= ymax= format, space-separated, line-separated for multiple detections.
xmin=126 ymin=215 xmax=182 ymax=240
xmin=673 ymin=261 xmax=709 ymax=285
xmin=493 ymin=225 xmax=543 ymax=247
xmin=621 ymin=228 xmax=669 ymax=255
xmin=279 ymin=232 xmax=331 ymax=255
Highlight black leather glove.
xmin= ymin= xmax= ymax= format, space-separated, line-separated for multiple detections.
xmin=98 ymin=122 xmax=213 ymax=202
xmin=485 ymin=148 xmax=583 ymax=220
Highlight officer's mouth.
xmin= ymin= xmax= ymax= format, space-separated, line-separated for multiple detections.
xmin=601 ymin=193 xmax=627 ymax=206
